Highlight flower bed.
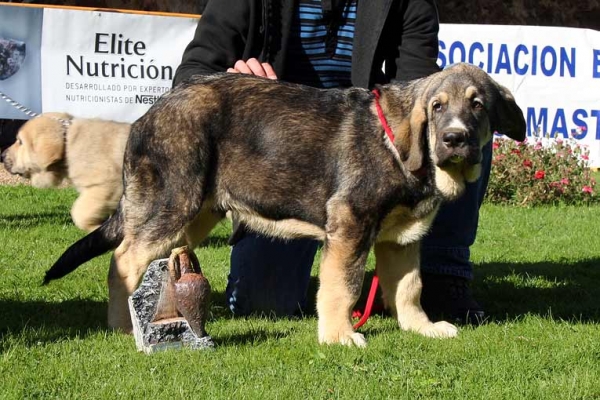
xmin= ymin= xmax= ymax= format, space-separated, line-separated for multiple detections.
xmin=486 ymin=134 xmax=597 ymax=206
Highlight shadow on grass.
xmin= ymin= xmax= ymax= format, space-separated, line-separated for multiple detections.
xmin=2 ymin=258 xmax=598 ymax=348
xmin=199 ymin=235 xmax=231 ymax=248
xmin=0 ymin=211 xmax=72 ymax=229
xmin=201 ymin=256 xmax=600 ymax=329
xmin=0 ymin=299 xmax=108 ymax=347
xmin=308 ymin=258 xmax=600 ymax=326
xmin=474 ymin=258 xmax=600 ymax=323
xmin=215 ymin=326 xmax=297 ymax=346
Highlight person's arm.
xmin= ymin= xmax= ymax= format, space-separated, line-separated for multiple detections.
xmin=173 ymin=0 xmax=254 ymax=86
xmin=393 ymin=0 xmax=441 ymax=82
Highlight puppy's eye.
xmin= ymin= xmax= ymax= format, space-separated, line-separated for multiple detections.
xmin=473 ymin=99 xmax=484 ymax=110
xmin=432 ymin=101 xmax=443 ymax=112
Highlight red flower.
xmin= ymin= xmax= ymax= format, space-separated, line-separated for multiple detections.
xmin=534 ymin=170 xmax=545 ymax=179
xmin=550 ymin=182 xmax=565 ymax=193
xmin=492 ymin=141 xmax=500 ymax=150
xmin=523 ymin=159 xmax=533 ymax=168
xmin=582 ymin=154 xmax=589 ymax=161
xmin=511 ymin=148 xmax=521 ymax=155
xmin=560 ymin=178 xmax=570 ymax=185
xmin=582 ymin=186 xmax=593 ymax=194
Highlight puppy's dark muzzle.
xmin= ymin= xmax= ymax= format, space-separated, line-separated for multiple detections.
xmin=442 ymin=130 xmax=468 ymax=149
xmin=438 ymin=130 xmax=482 ymax=166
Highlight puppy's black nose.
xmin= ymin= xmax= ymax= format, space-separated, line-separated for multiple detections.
xmin=442 ymin=131 xmax=467 ymax=148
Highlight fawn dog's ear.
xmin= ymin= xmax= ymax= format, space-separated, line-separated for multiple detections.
xmin=376 ymin=84 xmax=429 ymax=173
xmin=394 ymin=101 xmax=427 ymax=173
xmin=490 ymin=83 xmax=526 ymax=142
xmin=29 ymin=118 xmax=67 ymax=170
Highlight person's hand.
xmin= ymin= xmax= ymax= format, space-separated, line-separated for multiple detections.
xmin=227 ymin=58 xmax=277 ymax=80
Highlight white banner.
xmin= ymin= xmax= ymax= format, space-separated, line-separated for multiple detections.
xmin=40 ymin=8 xmax=197 ymax=123
xmin=438 ymin=24 xmax=600 ymax=166
xmin=2 ymin=5 xmax=600 ymax=165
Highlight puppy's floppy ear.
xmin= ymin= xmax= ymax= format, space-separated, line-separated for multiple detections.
xmin=395 ymin=102 xmax=427 ymax=173
xmin=32 ymin=127 xmax=66 ymax=170
xmin=35 ymin=140 xmax=64 ymax=170
xmin=490 ymin=83 xmax=526 ymax=142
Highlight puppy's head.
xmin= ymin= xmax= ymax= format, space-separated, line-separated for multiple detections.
xmin=1 ymin=113 xmax=72 ymax=188
xmin=408 ymin=63 xmax=526 ymax=199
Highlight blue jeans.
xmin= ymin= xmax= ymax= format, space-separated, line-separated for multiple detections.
xmin=226 ymin=235 xmax=319 ymax=316
xmin=225 ymin=141 xmax=493 ymax=315
xmin=421 ymin=140 xmax=493 ymax=280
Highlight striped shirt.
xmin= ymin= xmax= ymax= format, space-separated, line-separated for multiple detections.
xmin=284 ymin=0 xmax=357 ymax=88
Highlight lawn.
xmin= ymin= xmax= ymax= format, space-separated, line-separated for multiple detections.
xmin=1 ymin=185 xmax=599 ymax=399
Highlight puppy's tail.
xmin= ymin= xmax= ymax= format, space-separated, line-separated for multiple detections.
xmin=43 ymin=206 xmax=124 ymax=285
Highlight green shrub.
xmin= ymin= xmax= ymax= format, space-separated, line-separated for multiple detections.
xmin=486 ymin=134 xmax=597 ymax=206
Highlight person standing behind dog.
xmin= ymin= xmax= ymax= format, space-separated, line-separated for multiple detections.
xmin=173 ymin=0 xmax=488 ymax=324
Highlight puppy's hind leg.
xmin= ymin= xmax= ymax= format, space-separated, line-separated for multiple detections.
xmin=375 ymin=241 xmax=458 ymax=338
xmin=108 ymin=236 xmax=186 ymax=332
xmin=107 ymin=189 xmax=208 ymax=332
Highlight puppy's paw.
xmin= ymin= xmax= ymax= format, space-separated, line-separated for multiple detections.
xmin=418 ymin=321 xmax=458 ymax=338
xmin=319 ymin=330 xmax=367 ymax=348
xmin=342 ymin=332 xmax=368 ymax=347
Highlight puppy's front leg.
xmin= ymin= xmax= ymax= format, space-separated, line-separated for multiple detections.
xmin=71 ymin=188 xmax=120 ymax=232
xmin=375 ymin=241 xmax=458 ymax=338
xmin=317 ymin=200 xmax=372 ymax=347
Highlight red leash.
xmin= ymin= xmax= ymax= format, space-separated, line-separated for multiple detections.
xmin=352 ymin=89 xmax=394 ymax=330
xmin=353 ymin=274 xmax=379 ymax=329
xmin=372 ymin=89 xmax=395 ymax=143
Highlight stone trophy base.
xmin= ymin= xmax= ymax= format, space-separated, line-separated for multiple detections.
xmin=128 ymin=258 xmax=214 ymax=354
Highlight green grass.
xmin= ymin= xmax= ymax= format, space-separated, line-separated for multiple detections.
xmin=1 ymin=185 xmax=599 ymax=399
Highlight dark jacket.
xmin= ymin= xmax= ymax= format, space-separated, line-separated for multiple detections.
xmin=173 ymin=0 xmax=440 ymax=89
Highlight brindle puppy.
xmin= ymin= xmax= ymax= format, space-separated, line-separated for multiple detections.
xmin=44 ymin=63 xmax=525 ymax=347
